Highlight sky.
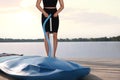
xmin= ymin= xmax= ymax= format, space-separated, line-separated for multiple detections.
xmin=0 ymin=0 xmax=120 ymax=39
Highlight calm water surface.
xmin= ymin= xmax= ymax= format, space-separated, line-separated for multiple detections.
xmin=0 ymin=42 xmax=120 ymax=59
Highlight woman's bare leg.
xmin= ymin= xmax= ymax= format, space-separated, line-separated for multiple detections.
xmin=53 ymin=33 xmax=58 ymax=57
xmin=44 ymin=32 xmax=49 ymax=56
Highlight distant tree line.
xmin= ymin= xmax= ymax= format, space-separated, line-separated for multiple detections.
xmin=0 ymin=38 xmax=43 ymax=42
xmin=58 ymin=36 xmax=120 ymax=42
xmin=0 ymin=35 xmax=120 ymax=42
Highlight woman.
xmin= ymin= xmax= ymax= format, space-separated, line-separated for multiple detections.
xmin=36 ymin=0 xmax=64 ymax=57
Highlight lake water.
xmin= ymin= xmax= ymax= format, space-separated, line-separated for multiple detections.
xmin=0 ymin=42 xmax=120 ymax=59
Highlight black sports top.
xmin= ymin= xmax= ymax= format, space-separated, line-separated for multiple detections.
xmin=43 ymin=0 xmax=58 ymax=7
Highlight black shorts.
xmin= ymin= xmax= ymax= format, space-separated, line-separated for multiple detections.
xmin=42 ymin=8 xmax=59 ymax=33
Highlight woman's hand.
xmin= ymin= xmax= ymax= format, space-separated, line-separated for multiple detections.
xmin=53 ymin=13 xmax=58 ymax=17
xmin=43 ymin=12 xmax=49 ymax=17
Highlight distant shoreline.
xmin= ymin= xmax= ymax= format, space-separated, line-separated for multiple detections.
xmin=0 ymin=35 xmax=120 ymax=42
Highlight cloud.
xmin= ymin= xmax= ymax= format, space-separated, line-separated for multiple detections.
xmin=0 ymin=0 xmax=37 ymax=14
xmin=0 ymin=0 xmax=21 ymax=7
xmin=0 ymin=0 xmax=36 ymax=8
xmin=63 ymin=8 xmax=120 ymax=25
xmin=78 ymin=12 xmax=120 ymax=25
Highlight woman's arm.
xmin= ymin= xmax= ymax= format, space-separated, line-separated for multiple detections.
xmin=54 ymin=0 xmax=64 ymax=17
xmin=36 ymin=0 xmax=48 ymax=17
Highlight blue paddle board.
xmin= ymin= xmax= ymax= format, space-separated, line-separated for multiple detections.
xmin=0 ymin=56 xmax=90 ymax=80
